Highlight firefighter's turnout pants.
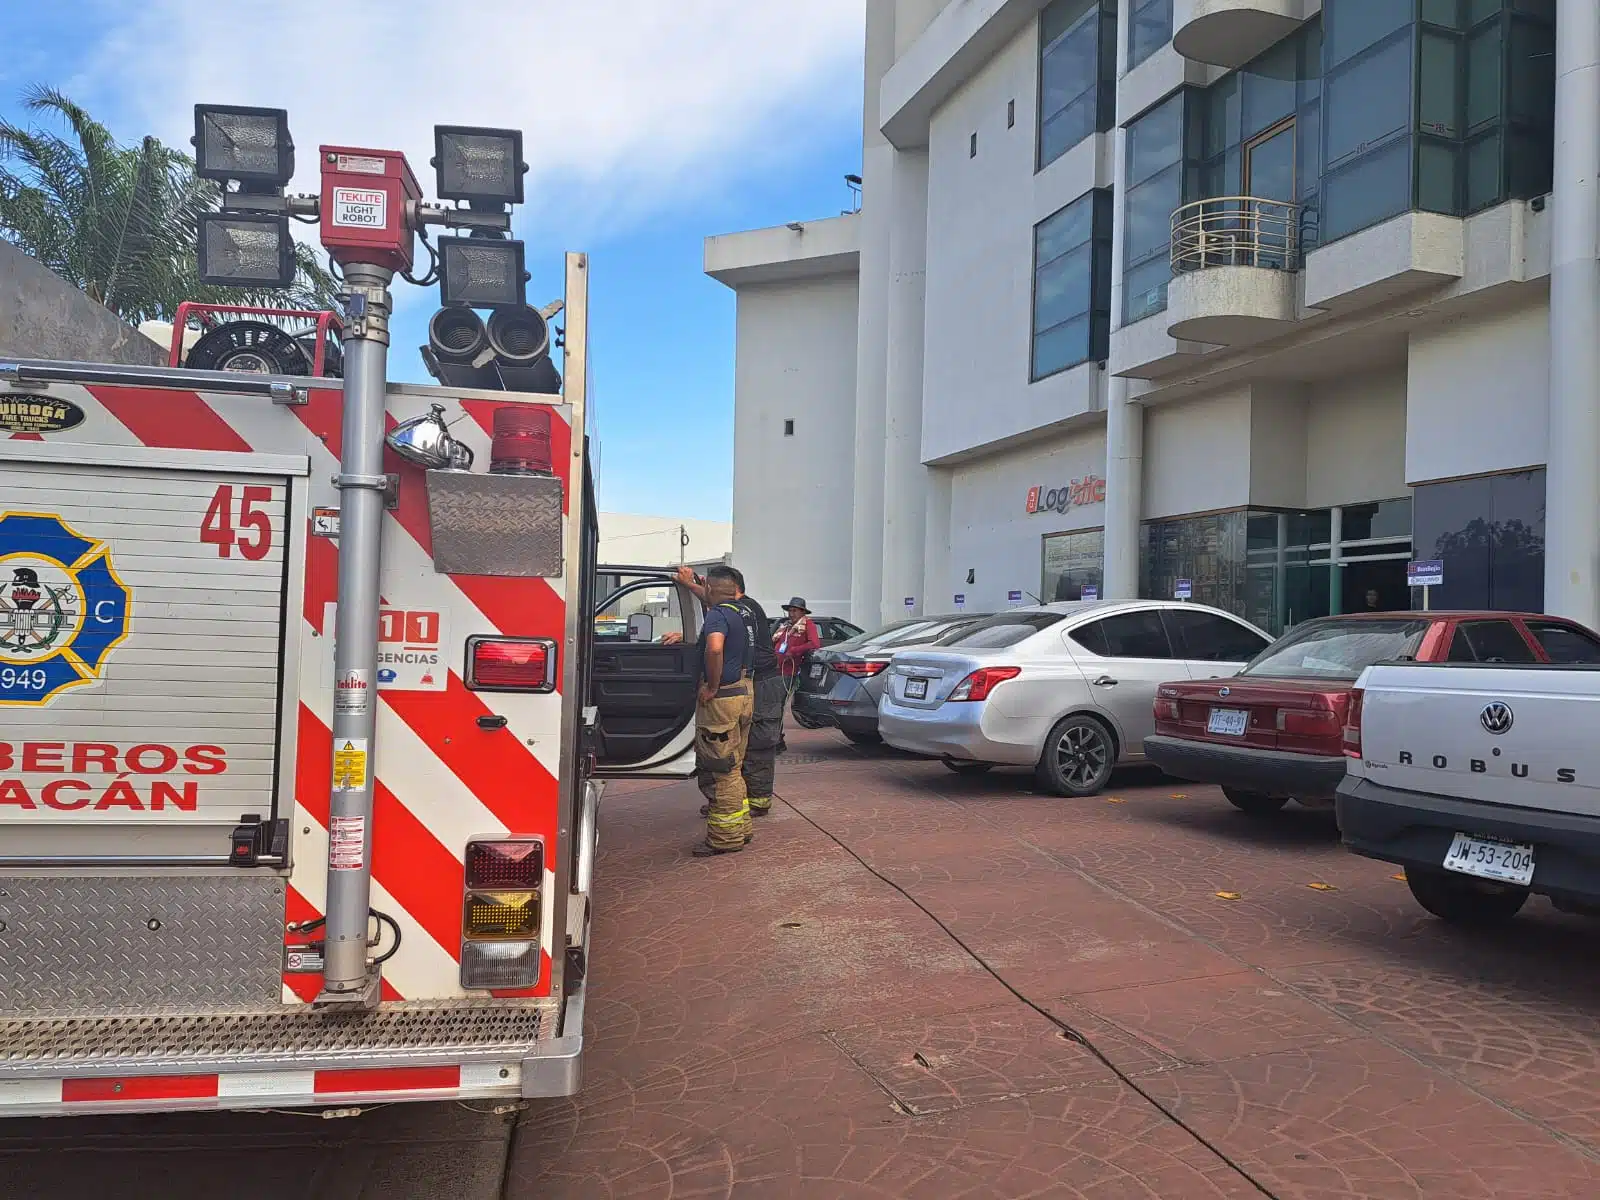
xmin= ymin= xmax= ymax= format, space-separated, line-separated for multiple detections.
xmin=697 ymin=678 xmax=754 ymax=851
xmin=700 ymin=674 xmax=784 ymax=815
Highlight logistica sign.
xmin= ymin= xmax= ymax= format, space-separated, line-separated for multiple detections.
xmin=1026 ymin=475 xmax=1106 ymax=516
xmin=0 ymin=512 xmax=131 ymax=706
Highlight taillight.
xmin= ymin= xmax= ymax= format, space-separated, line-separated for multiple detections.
xmin=466 ymin=635 xmax=556 ymax=692
xmin=949 ymin=666 xmax=1021 ymax=701
xmin=1343 ymin=688 xmax=1364 ymax=758
xmin=1155 ymin=698 xmax=1181 ymax=722
xmin=834 ymin=660 xmax=887 ymax=677
xmin=461 ymin=837 xmax=544 ymax=990
xmin=1278 ymin=709 xmax=1339 ymax=736
xmin=490 ymin=404 xmax=554 ymax=475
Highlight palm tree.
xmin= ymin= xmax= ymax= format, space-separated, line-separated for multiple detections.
xmin=0 ymin=86 xmax=337 ymax=325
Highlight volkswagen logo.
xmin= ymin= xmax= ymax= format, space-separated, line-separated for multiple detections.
xmin=1480 ymin=701 xmax=1514 ymax=735
xmin=1218 ymin=686 xmax=1231 ymax=697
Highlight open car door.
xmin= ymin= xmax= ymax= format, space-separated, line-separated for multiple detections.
xmin=588 ymin=564 xmax=702 ymax=778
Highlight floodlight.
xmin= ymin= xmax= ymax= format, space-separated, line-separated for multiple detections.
xmin=194 ymin=105 xmax=295 ymax=187
xmin=437 ymin=237 xmax=528 ymax=309
xmin=197 ymin=212 xmax=295 ymax=288
xmin=433 ymin=126 xmax=526 ymax=205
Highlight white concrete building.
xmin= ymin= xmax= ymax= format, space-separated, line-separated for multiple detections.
xmin=709 ymin=0 xmax=1591 ymax=639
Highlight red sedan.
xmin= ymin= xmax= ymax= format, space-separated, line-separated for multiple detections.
xmin=1143 ymin=610 xmax=1600 ymax=816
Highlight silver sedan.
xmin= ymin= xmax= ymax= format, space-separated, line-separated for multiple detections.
xmin=877 ymin=600 xmax=1271 ymax=795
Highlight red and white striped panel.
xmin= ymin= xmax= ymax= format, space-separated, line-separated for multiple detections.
xmin=15 ymin=381 xmax=574 ymax=1002
xmin=0 ymin=1062 xmax=522 ymax=1117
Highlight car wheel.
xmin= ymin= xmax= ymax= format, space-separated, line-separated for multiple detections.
xmin=1406 ymin=868 xmax=1528 ymax=926
xmin=790 ymin=705 xmax=826 ymax=730
xmin=844 ymin=730 xmax=881 ymax=745
xmin=1036 ymin=715 xmax=1115 ymax=797
xmin=1222 ymin=787 xmax=1289 ymax=816
xmin=942 ymin=757 xmax=993 ymax=775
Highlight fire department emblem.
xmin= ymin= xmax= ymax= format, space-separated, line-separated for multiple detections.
xmin=0 ymin=512 xmax=131 ymax=706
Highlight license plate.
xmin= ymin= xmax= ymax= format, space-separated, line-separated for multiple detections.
xmin=1207 ymin=708 xmax=1249 ymax=736
xmin=1443 ymin=833 xmax=1535 ymax=886
xmin=905 ymin=678 xmax=928 ymax=700
xmin=809 ymin=663 xmax=824 ymax=680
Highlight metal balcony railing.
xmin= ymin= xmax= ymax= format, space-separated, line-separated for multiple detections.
xmin=1170 ymin=196 xmax=1301 ymax=274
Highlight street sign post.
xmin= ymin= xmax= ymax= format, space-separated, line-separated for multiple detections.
xmin=1175 ymin=579 xmax=1193 ymax=601
xmin=1407 ymin=559 xmax=1443 ymax=611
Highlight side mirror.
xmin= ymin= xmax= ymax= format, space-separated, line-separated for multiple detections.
xmin=628 ymin=613 xmax=654 ymax=642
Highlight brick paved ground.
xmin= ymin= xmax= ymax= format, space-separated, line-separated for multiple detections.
xmin=509 ymin=730 xmax=1600 ymax=1200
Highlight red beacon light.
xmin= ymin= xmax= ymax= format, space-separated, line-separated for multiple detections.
xmin=489 ymin=405 xmax=554 ymax=475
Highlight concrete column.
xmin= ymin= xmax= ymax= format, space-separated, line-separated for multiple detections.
xmin=1545 ymin=0 xmax=1600 ymax=626
xmin=849 ymin=0 xmax=897 ymax=628
xmin=1102 ymin=59 xmax=1144 ymax=598
xmin=880 ymin=149 xmax=931 ymax=624
xmin=923 ymin=464 xmax=953 ymax=613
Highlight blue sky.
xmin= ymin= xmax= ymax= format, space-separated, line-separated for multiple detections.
xmin=0 ymin=2 xmax=866 ymax=522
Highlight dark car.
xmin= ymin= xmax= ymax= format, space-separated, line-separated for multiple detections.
xmin=793 ymin=613 xmax=993 ymax=742
xmin=1142 ymin=610 xmax=1600 ymax=816
xmin=770 ymin=613 xmax=863 ymax=648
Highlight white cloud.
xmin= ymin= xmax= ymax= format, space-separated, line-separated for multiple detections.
xmin=75 ymin=0 xmax=865 ymax=241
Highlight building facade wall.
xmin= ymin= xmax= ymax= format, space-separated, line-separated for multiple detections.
xmin=729 ymin=275 xmax=860 ymax=616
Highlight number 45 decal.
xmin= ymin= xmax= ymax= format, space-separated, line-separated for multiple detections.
xmin=201 ymin=485 xmax=275 ymax=561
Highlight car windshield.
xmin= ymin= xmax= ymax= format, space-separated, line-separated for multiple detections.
xmin=934 ymin=611 xmax=1064 ymax=650
xmin=1241 ymin=618 xmax=1431 ymax=680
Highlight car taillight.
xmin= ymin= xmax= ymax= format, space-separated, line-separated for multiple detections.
xmin=834 ymin=660 xmax=887 ymax=677
xmin=461 ymin=837 xmax=543 ymax=989
xmin=1277 ymin=709 xmax=1339 ymax=736
xmin=1155 ymin=696 xmax=1181 ymax=721
xmin=1343 ymin=688 xmax=1364 ymax=758
xmin=949 ymin=666 xmax=1021 ymax=701
xmin=466 ymin=635 xmax=556 ymax=692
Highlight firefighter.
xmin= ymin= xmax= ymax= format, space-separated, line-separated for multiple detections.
xmin=690 ymin=566 xmax=755 ymax=856
xmin=674 ymin=565 xmax=782 ymax=820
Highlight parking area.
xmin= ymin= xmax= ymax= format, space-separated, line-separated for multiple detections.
xmin=510 ymin=730 xmax=1600 ymax=1199
xmin=7 ymin=729 xmax=1599 ymax=1199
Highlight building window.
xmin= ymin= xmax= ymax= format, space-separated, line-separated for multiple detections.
xmin=1412 ymin=468 xmax=1546 ymax=613
xmin=1032 ymin=189 xmax=1113 ymax=379
xmin=1038 ymin=0 xmax=1116 ymax=170
xmin=783 ymin=419 xmax=794 ymax=436
xmin=1042 ymin=528 xmax=1105 ymax=602
xmin=1128 ymin=0 xmax=1173 ymax=71
xmin=1121 ymin=93 xmax=1188 ymax=325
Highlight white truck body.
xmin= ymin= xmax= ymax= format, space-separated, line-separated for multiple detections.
xmin=1339 ymin=661 xmax=1600 ymax=917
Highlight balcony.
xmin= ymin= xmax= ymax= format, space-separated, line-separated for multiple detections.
xmin=1172 ymin=0 xmax=1306 ymax=69
xmin=1165 ymin=197 xmax=1301 ymax=345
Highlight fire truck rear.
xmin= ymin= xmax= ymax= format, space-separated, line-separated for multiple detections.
xmin=0 ymin=109 xmax=688 ymax=1117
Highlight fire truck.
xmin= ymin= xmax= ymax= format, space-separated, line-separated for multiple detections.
xmin=0 ymin=112 xmax=706 ymax=1117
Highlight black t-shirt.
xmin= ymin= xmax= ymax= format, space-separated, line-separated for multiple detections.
xmin=732 ymin=596 xmax=778 ymax=681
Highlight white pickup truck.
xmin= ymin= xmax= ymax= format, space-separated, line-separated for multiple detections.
xmin=1339 ymin=661 xmax=1600 ymax=926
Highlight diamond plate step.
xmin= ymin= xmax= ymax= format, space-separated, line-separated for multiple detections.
xmin=0 ymin=998 xmax=562 ymax=1077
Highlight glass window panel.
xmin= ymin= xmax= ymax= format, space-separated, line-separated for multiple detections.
xmin=1036 ymin=195 xmax=1094 ymax=264
xmin=1129 ymin=0 xmax=1173 ymax=70
xmin=1035 ymin=242 xmax=1093 ymax=330
xmin=1322 ymin=137 xmax=1411 ymax=242
xmin=1297 ymin=99 xmax=1321 ymax=199
xmin=1041 ymin=95 xmax=1097 ymax=164
xmin=1326 ymin=0 xmax=1414 ymax=68
xmin=1508 ymin=19 xmax=1556 ymax=125
xmin=1128 ymin=94 xmax=1184 ymax=185
xmin=1507 ymin=125 xmax=1553 ymax=199
xmin=1510 ymin=0 xmax=1554 ymax=19
xmin=1412 ymin=475 xmax=1493 ymax=608
xmin=1041 ymin=0 xmax=1096 ymax=45
xmin=1467 ymin=24 xmax=1503 ymax=129
xmin=1125 ymin=165 xmax=1183 ymax=262
xmin=1466 ymin=129 xmax=1503 ymax=209
xmin=1123 ymin=255 xmax=1172 ymax=324
xmin=1299 ymin=20 xmax=1324 ymax=103
xmin=1034 ymin=315 xmax=1091 ymax=377
xmin=1527 ymin=621 xmax=1600 ymax=664
xmin=1042 ymin=529 xmax=1105 ymax=602
xmin=1419 ymin=32 xmax=1461 ymax=137
xmin=1203 ymin=73 xmax=1240 ymax=158
xmin=1467 ymin=0 xmax=1502 ymax=24
xmin=1488 ymin=468 xmax=1547 ymax=613
xmin=1421 ymin=0 xmax=1463 ymax=27
xmin=1242 ymin=39 xmax=1298 ymax=137
xmin=1168 ymin=610 xmax=1271 ymax=661
xmin=1460 ymin=620 xmax=1537 ymax=663
xmin=1341 ymin=498 xmax=1413 ymax=541
xmin=1041 ymin=10 xmax=1098 ymax=118
xmin=1418 ymin=137 xmax=1461 ymax=214
xmin=1325 ymin=35 xmax=1414 ymax=166
xmin=1087 ymin=610 xmax=1174 ymax=658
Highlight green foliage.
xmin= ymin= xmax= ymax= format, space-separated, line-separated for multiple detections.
xmin=0 ymin=86 xmax=338 ymax=323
